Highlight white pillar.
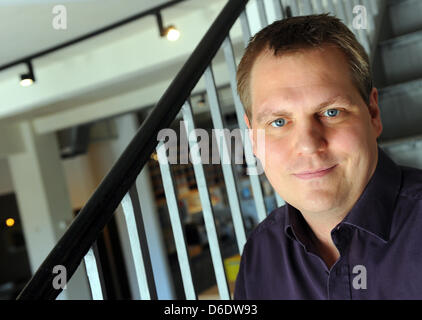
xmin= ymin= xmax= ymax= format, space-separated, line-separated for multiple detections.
xmin=7 ymin=121 xmax=90 ymax=300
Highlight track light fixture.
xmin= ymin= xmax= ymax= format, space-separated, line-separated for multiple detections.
xmin=155 ymin=11 xmax=180 ymax=41
xmin=20 ymin=61 xmax=35 ymax=87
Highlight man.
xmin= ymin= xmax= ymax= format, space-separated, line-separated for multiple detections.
xmin=234 ymin=14 xmax=422 ymax=299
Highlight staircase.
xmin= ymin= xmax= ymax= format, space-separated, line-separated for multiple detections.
xmin=376 ymin=0 xmax=422 ymax=143
xmin=15 ymin=0 xmax=403 ymax=300
xmin=371 ymin=0 xmax=422 ymax=168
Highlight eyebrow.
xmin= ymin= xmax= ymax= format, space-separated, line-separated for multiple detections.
xmin=254 ymin=95 xmax=351 ymax=124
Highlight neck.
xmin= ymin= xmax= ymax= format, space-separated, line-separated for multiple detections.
xmin=300 ymin=208 xmax=348 ymax=269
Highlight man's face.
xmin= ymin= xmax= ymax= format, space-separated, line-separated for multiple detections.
xmin=246 ymin=46 xmax=383 ymax=216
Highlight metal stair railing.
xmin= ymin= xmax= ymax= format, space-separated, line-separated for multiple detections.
xmin=16 ymin=0 xmax=250 ymax=300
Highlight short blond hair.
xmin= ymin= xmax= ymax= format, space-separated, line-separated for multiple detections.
xmin=237 ymin=14 xmax=372 ymax=120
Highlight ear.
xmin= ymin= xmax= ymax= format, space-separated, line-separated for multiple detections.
xmin=244 ymin=113 xmax=251 ymax=129
xmin=368 ymin=87 xmax=383 ymax=138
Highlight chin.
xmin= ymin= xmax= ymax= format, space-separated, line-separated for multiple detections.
xmin=291 ymin=193 xmax=337 ymax=213
xmin=301 ymin=201 xmax=336 ymax=214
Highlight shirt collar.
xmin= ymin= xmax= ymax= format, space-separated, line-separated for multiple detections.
xmin=284 ymin=147 xmax=402 ymax=244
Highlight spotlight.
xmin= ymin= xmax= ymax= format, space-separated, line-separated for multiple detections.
xmin=165 ymin=26 xmax=180 ymax=41
xmin=156 ymin=12 xmax=180 ymax=41
xmin=20 ymin=61 xmax=35 ymax=87
xmin=5 ymin=218 xmax=15 ymax=228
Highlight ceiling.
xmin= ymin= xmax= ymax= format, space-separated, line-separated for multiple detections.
xmin=0 ymin=0 xmax=231 ymax=126
xmin=0 ymin=0 xmax=182 ymax=67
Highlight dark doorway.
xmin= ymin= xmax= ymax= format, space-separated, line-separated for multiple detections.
xmin=0 ymin=193 xmax=32 ymax=299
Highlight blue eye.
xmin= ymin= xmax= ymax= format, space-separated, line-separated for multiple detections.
xmin=324 ymin=109 xmax=340 ymax=117
xmin=271 ymin=118 xmax=286 ymax=128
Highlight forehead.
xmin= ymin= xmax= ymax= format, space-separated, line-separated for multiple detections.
xmin=251 ymin=45 xmax=350 ymax=83
xmin=249 ymin=46 xmax=357 ymax=116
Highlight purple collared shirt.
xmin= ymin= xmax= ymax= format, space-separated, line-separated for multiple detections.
xmin=234 ymin=148 xmax=422 ymax=299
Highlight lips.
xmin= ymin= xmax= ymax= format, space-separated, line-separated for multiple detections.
xmin=293 ymin=165 xmax=337 ymax=180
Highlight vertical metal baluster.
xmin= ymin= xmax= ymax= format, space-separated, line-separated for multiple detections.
xmin=345 ymin=0 xmax=366 ymax=53
xmin=336 ymin=0 xmax=348 ymax=24
xmin=239 ymin=10 xmax=252 ymax=48
xmin=272 ymin=0 xmax=284 ymax=20
xmin=121 ymin=184 xmax=157 ymax=300
xmin=83 ymin=242 xmax=107 ymax=300
xmin=344 ymin=0 xmax=355 ymax=29
xmin=222 ymin=36 xmax=268 ymax=223
xmin=352 ymin=0 xmax=371 ymax=54
xmin=346 ymin=0 xmax=359 ymax=34
xmin=343 ymin=0 xmax=368 ymax=54
xmin=279 ymin=0 xmax=288 ymax=16
xmin=289 ymin=0 xmax=300 ymax=16
xmin=180 ymin=102 xmax=231 ymax=300
xmin=204 ymin=65 xmax=248 ymax=255
xmin=155 ymin=141 xmax=197 ymax=300
xmin=275 ymin=193 xmax=286 ymax=207
xmin=362 ymin=0 xmax=373 ymax=17
xmin=326 ymin=0 xmax=336 ymax=16
xmin=302 ymin=0 xmax=313 ymax=15
xmin=362 ymin=0 xmax=375 ymax=41
xmin=369 ymin=0 xmax=379 ymax=15
xmin=361 ymin=0 xmax=374 ymax=41
xmin=313 ymin=0 xmax=325 ymax=14
xmin=256 ymin=0 xmax=269 ymax=28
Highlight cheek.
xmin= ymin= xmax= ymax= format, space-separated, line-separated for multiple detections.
xmin=330 ymin=129 xmax=360 ymax=152
xmin=327 ymin=125 xmax=376 ymax=181
xmin=328 ymin=124 xmax=373 ymax=155
xmin=257 ymin=135 xmax=289 ymax=169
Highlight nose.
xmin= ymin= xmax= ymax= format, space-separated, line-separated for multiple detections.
xmin=292 ymin=117 xmax=327 ymax=155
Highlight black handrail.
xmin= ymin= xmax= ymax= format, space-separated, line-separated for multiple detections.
xmin=17 ymin=0 xmax=249 ymax=300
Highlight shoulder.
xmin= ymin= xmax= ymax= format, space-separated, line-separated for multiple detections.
xmin=239 ymin=205 xmax=289 ymax=274
xmin=399 ymin=165 xmax=422 ymax=200
xmin=251 ymin=205 xmax=285 ymax=233
xmin=244 ymin=205 xmax=287 ymax=248
xmin=389 ymin=165 xmax=422 ymax=247
xmin=392 ymin=165 xmax=422 ymax=233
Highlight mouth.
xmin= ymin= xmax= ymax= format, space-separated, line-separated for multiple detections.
xmin=293 ymin=165 xmax=337 ymax=180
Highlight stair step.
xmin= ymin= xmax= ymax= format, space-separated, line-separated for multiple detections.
xmin=379 ymin=77 xmax=422 ymax=141
xmin=388 ymin=0 xmax=422 ymax=37
xmin=379 ymin=29 xmax=422 ymax=85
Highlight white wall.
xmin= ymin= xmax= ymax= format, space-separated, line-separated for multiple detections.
xmin=0 ymin=158 xmax=13 ymax=196
xmin=62 ymin=154 xmax=97 ymax=210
